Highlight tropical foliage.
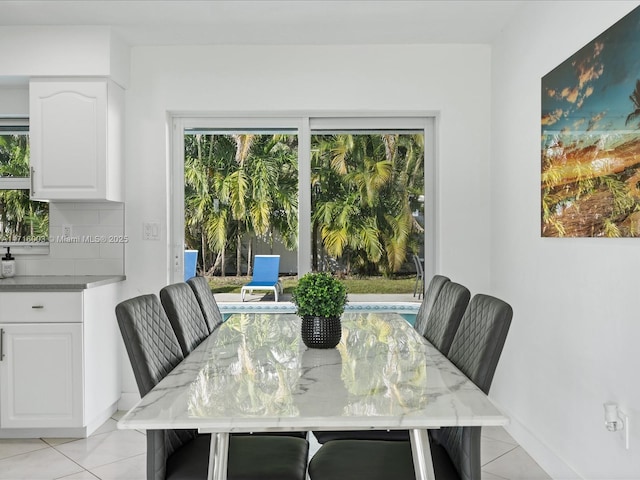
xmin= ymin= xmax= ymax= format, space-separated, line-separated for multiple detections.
xmin=185 ymin=133 xmax=298 ymax=276
xmin=311 ymin=133 xmax=424 ymax=276
xmin=0 ymin=133 xmax=49 ymax=242
xmin=184 ymin=132 xmax=424 ymax=277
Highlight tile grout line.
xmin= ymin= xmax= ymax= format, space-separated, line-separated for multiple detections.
xmin=0 ymin=439 xmax=50 ymax=462
xmin=480 ymin=468 xmax=511 ymax=480
xmin=49 ymin=427 xmax=146 ymax=479
xmin=49 ymin=441 xmax=98 ymax=479
xmin=481 ymin=443 xmax=520 ymax=468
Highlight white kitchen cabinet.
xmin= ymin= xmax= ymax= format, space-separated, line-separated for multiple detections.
xmin=0 ymin=323 xmax=83 ymax=429
xmin=29 ymin=78 xmax=124 ymax=201
xmin=0 ymin=285 xmax=121 ymax=437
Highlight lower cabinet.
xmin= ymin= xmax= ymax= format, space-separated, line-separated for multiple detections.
xmin=0 ymin=285 xmax=121 ymax=437
xmin=0 ymin=323 xmax=83 ymax=428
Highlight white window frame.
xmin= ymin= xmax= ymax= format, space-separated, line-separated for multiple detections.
xmin=169 ymin=112 xmax=438 ymax=286
xmin=0 ymin=117 xmax=49 ymax=254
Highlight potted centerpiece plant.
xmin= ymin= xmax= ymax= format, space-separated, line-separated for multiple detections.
xmin=291 ymin=272 xmax=348 ymax=349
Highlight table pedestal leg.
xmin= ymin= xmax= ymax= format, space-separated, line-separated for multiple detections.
xmin=207 ymin=432 xmax=229 ymax=480
xmin=410 ymin=429 xmax=435 ymax=480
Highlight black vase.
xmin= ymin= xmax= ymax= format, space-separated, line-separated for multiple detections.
xmin=301 ymin=316 xmax=342 ymax=349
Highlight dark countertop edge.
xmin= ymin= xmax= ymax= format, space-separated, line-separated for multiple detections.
xmin=0 ymin=275 xmax=126 ymax=291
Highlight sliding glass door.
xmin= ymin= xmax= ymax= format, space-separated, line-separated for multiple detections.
xmin=171 ymin=115 xmax=436 ymax=296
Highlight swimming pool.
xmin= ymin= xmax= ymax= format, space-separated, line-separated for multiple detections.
xmin=218 ymin=301 xmax=419 ymax=326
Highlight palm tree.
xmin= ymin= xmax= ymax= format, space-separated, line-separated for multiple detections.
xmin=237 ymin=134 xmax=298 ymax=274
xmin=626 ymin=79 xmax=640 ymax=127
xmin=379 ymin=133 xmax=425 ymax=273
xmin=184 ymin=134 xmax=236 ymax=275
xmin=311 ymin=133 xmax=424 ymax=276
xmin=0 ymin=133 xmax=48 ymax=241
xmin=185 ymin=130 xmax=424 ymax=280
xmin=184 ymin=132 xmax=298 ymax=277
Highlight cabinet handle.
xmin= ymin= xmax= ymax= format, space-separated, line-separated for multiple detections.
xmin=0 ymin=328 xmax=4 ymax=361
xmin=31 ymin=305 xmax=44 ymax=309
xmin=30 ymin=166 xmax=35 ymax=195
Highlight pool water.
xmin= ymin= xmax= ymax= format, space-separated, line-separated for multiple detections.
xmin=219 ymin=302 xmax=419 ymax=326
xmin=399 ymin=313 xmax=417 ymax=325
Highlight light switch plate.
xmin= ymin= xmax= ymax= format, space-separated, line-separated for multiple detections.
xmin=143 ymin=222 xmax=160 ymax=240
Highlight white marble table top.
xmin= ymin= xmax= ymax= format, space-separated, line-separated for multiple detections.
xmin=118 ymin=312 xmax=507 ymax=433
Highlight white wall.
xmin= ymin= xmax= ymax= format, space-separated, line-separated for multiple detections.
xmin=490 ymin=1 xmax=640 ymax=478
xmin=0 ymin=26 xmax=130 ymax=88
xmin=0 ymin=87 xmax=28 ymax=115
xmin=118 ymin=43 xmax=493 ymax=400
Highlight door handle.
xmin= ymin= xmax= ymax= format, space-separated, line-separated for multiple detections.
xmin=0 ymin=328 xmax=4 ymax=361
xmin=30 ymin=166 xmax=35 ymax=196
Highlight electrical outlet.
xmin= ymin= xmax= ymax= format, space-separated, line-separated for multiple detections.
xmin=62 ymin=224 xmax=72 ymax=238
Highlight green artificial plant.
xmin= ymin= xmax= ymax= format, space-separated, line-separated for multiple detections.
xmin=291 ymin=272 xmax=348 ymax=318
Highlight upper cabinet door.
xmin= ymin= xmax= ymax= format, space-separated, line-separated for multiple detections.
xmin=29 ymin=78 xmax=124 ymax=201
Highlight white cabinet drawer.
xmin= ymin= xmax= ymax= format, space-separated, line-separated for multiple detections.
xmin=0 ymin=292 xmax=82 ymax=323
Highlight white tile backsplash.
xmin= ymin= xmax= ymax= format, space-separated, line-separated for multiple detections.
xmin=22 ymin=258 xmax=76 ymax=276
xmin=53 ymin=206 xmax=101 ymax=226
xmin=74 ymin=259 xmax=124 ymax=276
xmin=18 ymin=202 xmax=125 ymax=276
xmin=99 ymin=207 xmax=127 ymax=225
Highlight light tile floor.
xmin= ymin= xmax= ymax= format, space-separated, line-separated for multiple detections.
xmin=0 ymin=412 xmax=550 ymax=480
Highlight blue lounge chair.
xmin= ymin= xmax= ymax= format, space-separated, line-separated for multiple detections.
xmin=241 ymin=255 xmax=283 ymax=302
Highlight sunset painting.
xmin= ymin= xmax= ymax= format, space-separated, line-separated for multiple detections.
xmin=541 ymin=6 xmax=640 ymax=237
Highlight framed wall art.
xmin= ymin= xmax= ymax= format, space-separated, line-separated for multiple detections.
xmin=541 ymin=6 xmax=640 ymax=237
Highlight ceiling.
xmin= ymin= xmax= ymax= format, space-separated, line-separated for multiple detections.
xmin=0 ymin=0 xmax=524 ymax=46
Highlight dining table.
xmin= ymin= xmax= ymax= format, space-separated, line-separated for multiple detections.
xmin=117 ymin=311 xmax=508 ymax=480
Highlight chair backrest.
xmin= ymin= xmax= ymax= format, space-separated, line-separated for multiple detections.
xmin=413 ymin=274 xmax=450 ymax=336
xmin=115 ymin=294 xmax=196 ymax=480
xmin=115 ymin=294 xmax=185 ymax=397
xmin=412 ymin=254 xmax=424 ymax=277
xmin=187 ymin=276 xmax=223 ymax=332
xmin=251 ymin=255 xmax=280 ymax=283
xmin=422 ymin=281 xmax=470 ymax=355
xmin=435 ymin=294 xmax=513 ymax=480
xmin=448 ymin=294 xmax=513 ymax=394
xmin=160 ymin=282 xmax=210 ymax=356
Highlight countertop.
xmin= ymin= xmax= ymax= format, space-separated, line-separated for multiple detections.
xmin=0 ymin=275 xmax=126 ymax=291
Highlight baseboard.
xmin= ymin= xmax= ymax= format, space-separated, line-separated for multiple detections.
xmin=85 ymin=402 xmax=118 ymax=436
xmin=499 ymin=404 xmax=583 ymax=480
xmin=0 ymin=402 xmax=119 ymax=439
xmin=0 ymin=426 xmax=89 ymax=439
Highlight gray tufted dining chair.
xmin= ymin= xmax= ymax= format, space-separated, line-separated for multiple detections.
xmin=116 ymin=294 xmax=309 ymax=480
xmin=413 ymin=274 xmax=451 ymax=337
xmin=159 ymin=282 xmax=210 ymax=356
xmin=422 ymin=281 xmax=470 ymax=355
xmin=312 ymin=279 xmax=469 ymax=445
xmin=186 ymin=276 xmax=224 ymax=332
xmin=308 ymin=293 xmax=513 ymax=480
xmin=160 ymin=282 xmax=308 ymax=440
